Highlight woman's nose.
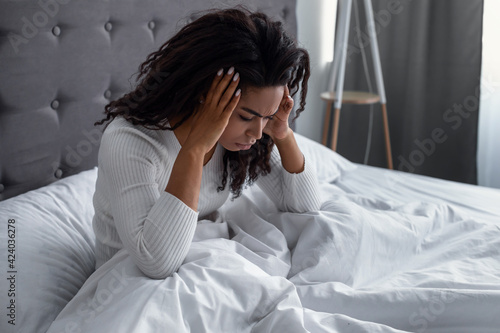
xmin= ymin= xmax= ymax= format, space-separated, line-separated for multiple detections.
xmin=246 ymin=120 xmax=263 ymax=140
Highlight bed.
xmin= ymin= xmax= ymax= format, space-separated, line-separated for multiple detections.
xmin=1 ymin=1 xmax=500 ymax=332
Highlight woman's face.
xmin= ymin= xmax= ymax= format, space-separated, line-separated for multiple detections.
xmin=218 ymin=85 xmax=285 ymax=151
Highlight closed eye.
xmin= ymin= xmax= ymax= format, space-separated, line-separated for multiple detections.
xmin=239 ymin=115 xmax=252 ymax=122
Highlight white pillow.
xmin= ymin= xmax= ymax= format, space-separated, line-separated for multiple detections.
xmin=0 ymin=168 xmax=98 ymax=333
xmin=294 ymin=133 xmax=357 ymax=183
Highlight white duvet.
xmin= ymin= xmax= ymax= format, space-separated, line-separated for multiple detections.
xmin=2 ymin=135 xmax=500 ymax=333
xmin=49 ymin=179 xmax=500 ymax=331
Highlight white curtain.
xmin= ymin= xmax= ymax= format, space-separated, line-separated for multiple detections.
xmin=478 ymin=0 xmax=500 ymax=189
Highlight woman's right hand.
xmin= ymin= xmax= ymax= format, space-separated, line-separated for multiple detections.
xmin=183 ymin=67 xmax=241 ymax=154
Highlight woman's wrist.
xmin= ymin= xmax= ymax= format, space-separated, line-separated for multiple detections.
xmin=273 ymin=129 xmax=305 ymax=174
xmin=178 ymin=144 xmax=207 ymax=161
xmin=164 ymin=146 xmax=205 ymax=211
xmin=271 ymin=128 xmax=293 ymax=145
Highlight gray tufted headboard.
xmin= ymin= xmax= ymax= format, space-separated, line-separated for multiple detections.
xmin=0 ymin=0 xmax=297 ymax=201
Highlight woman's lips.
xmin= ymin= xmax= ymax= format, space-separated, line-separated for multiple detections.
xmin=235 ymin=143 xmax=252 ymax=150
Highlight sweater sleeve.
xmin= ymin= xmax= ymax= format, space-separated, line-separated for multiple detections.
xmin=100 ymin=126 xmax=198 ymax=279
xmin=255 ymin=145 xmax=322 ymax=213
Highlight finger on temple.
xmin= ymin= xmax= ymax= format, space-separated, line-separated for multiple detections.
xmin=223 ymin=92 xmax=241 ymax=116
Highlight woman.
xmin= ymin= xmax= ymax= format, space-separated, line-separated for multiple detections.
xmin=92 ymin=8 xmax=321 ymax=279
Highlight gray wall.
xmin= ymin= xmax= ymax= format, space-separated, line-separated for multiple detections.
xmin=295 ymin=0 xmax=336 ymax=143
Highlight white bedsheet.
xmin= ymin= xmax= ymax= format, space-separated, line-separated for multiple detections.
xmin=46 ymin=164 xmax=500 ymax=333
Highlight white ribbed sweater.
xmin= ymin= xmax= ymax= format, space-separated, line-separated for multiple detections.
xmin=92 ymin=117 xmax=321 ymax=279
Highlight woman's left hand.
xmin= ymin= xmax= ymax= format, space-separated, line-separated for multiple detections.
xmin=263 ymin=85 xmax=294 ymax=142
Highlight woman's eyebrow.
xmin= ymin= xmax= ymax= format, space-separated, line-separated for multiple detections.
xmin=242 ymin=107 xmax=263 ymax=117
xmin=242 ymin=107 xmax=279 ymax=118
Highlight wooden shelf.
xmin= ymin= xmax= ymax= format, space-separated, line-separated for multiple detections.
xmin=320 ymin=91 xmax=380 ymax=105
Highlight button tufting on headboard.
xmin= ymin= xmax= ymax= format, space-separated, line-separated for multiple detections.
xmin=52 ymin=25 xmax=61 ymax=37
xmin=0 ymin=0 xmax=298 ymax=201
xmin=51 ymin=100 xmax=60 ymax=110
xmin=104 ymin=21 xmax=113 ymax=32
xmin=54 ymin=169 xmax=63 ymax=179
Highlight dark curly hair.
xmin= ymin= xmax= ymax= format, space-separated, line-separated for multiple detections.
xmin=95 ymin=7 xmax=310 ymax=198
